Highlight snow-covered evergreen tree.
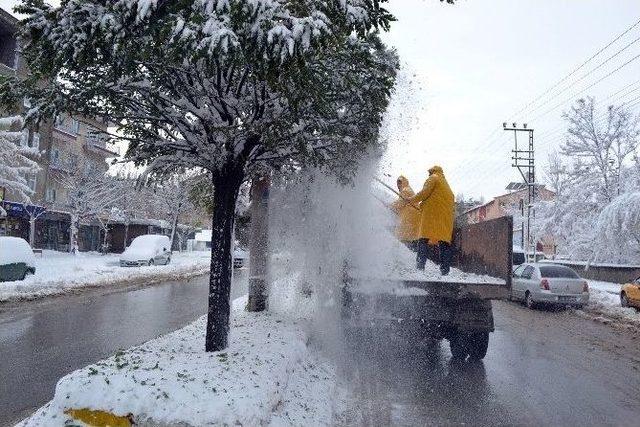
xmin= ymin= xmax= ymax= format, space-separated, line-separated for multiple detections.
xmin=0 ymin=115 xmax=40 ymax=210
xmin=5 ymin=0 xmax=399 ymax=350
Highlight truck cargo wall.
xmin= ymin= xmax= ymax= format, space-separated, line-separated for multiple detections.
xmin=451 ymin=216 xmax=513 ymax=288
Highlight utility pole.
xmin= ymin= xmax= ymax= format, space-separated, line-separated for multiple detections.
xmin=247 ymin=175 xmax=270 ymax=312
xmin=504 ymin=122 xmax=536 ymax=262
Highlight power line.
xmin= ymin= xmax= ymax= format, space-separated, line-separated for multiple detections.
xmin=509 ymin=16 xmax=640 ymax=121
xmin=518 ymin=35 xmax=640 ymax=119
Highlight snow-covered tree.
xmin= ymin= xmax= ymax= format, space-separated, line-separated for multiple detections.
xmin=56 ymin=161 xmax=119 ymax=253
xmin=561 ymin=97 xmax=640 ymax=203
xmin=593 ymin=192 xmax=640 ymax=263
xmin=7 ymin=0 xmax=398 ymax=351
xmin=0 ymin=115 xmax=40 ymax=210
xmin=154 ymin=176 xmax=197 ymax=251
xmin=536 ymin=98 xmax=640 ymax=262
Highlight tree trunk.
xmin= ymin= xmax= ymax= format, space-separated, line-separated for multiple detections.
xmin=247 ymin=176 xmax=270 ymax=312
xmin=205 ymin=170 xmax=243 ymax=352
xmin=102 ymin=226 xmax=109 ymax=253
xmin=29 ymin=219 xmax=36 ymax=248
xmin=69 ymin=213 xmax=79 ymax=254
xmin=169 ymin=204 xmax=181 ymax=251
xmin=123 ymin=221 xmax=129 ymax=251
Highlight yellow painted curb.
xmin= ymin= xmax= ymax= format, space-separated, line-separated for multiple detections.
xmin=64 ymin=408 xmax=133 ymax=426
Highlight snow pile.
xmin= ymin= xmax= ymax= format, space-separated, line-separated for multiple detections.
xmin=18 ymin=296 xmax=342 ymax=426
xmin=584 ymin=280 xmax=640 ymax=325
xmin=0 ymin=251 xmax=210 ymax=302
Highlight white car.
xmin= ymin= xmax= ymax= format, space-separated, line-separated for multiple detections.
xmin=511 ymin=263 xmax=589 ymax=309
xmin=0 ymin=236 xmax=36 ymax=281
xmin=120 ymin=234 xmax=172 ymax=267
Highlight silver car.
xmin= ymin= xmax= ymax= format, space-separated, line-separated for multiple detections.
xmin=511 ymin=263 xmax=589 ymax=309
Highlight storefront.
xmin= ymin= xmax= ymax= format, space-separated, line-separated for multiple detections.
xmin=0 ymin=201 xmax=45 ymax=242
xmin=35 ymin=210 xmax=70 ymax=251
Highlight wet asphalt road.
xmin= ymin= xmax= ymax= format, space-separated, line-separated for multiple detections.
xmin=335 ymin=300 xmax=640 ymax=426
xmin=0 ymin=270 xmax=248 ymax=426
xmin=2 ymin=277 xmax=640 ymax=427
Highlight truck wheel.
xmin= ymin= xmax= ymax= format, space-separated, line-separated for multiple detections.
xmin=449 ymin=332 xmax=468 ymax=360
xmin=468 ymin=331 xmax=489 ymax=360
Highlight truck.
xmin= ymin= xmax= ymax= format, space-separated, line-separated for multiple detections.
xmin=341 ymin=216 xmax=513 ymax=360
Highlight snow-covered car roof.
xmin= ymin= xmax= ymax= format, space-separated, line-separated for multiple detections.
xmin=0 ymin=236 xmax=35 ymax=267
xmin=128 ymin=234 xmax=170 ymax=248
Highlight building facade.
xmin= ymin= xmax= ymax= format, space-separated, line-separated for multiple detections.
xmin=1 ymin=7 xmax=117 ymax=251
xmin=462 ymin=185 xmax=556 ymax=255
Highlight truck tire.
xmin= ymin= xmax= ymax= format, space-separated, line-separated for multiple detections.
xmin=449 ymin=332 xmax=467 ymax=359
xmin=449 ymin=330 xmax=490 ymax=360
xmin=467 ymin=331 xmax=489 ymax=360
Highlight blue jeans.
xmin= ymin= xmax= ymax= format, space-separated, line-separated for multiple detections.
xmin=416 ymin=238 xmax=452 ymax=275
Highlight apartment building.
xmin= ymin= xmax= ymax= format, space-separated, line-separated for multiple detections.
xmin=0 ymin=7 xmax=117 ymax=251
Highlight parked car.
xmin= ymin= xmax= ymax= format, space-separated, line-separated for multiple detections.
xmin=0 ymin=236 xmax=36 ymax=282
xmin=621 ymin=277 xmax=640 ymax=309
xmin=511 ymin=263 xmax=589 ymax=309
xmin=120 ymin=235 xmax=172 ymax=267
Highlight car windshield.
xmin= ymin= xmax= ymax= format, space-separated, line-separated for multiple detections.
xmin=539 ymin=265 xmax=580 ymax=279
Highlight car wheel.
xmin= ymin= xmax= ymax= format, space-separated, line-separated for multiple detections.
xmin=468 ymin=331 xmax=490 ymax=360
xmin=621 ymin=293 xmax=629 ymax=308
xmin=525 ymin=292 xmax=535 ymax=310
xmin=148 ymin=259 xmax=154 ymax=266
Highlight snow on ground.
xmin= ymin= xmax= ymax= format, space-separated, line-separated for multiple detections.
xmin=18 ymin=292 xmax=344 ymax=427
xmin=0 ymin=250 xmax=210 ymax=302
xmin=583 ymin=280 xmax=640 ymax=326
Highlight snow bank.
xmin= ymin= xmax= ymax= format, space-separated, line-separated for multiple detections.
xmin=583 ymin=280 xmax=640 ymax=325
xmin=18 ymin=296 xmax=341 ymax=426
xmin=0 ymin=251 xmax=210 ymax=302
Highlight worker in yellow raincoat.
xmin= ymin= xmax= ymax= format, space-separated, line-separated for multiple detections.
xmin=390 ymin=176 xmax=421 ymax=251
xmin=410 ymin=165 xmax=455 ymax=275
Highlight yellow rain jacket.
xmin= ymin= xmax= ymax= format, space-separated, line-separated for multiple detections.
xmin=390 ymin=176 xmax=421 ymax=242
xmin=411 ymin=166 xmax=455 ymax=244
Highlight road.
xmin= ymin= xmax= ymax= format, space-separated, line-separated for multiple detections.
xmin=3 ymin=277 xmax=640 ymax=427
xmin=335 ymin=300 xmax=640 ymax=426
xmin=0 ymin=270 xmax=248 ymax=427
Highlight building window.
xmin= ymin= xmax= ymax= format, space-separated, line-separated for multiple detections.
xmin=46 ymin=188 xmax=56 ymax=202
xmin=71 ymin=119 xmax=80 ymax=134
xmin=51 ymin=149 xmax=60 ymax=162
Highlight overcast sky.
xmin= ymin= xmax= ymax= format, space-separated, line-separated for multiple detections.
xmin=2 ymin=0 xmax=640 ymax=199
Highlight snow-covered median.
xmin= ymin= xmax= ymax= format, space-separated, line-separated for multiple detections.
xmin=0 ymin=250 xmax=210 ymax=302
xmin=583 ymin=280 xmax=640 ymax=326
xmin=18 ymin=295 xmax=341 ymax=426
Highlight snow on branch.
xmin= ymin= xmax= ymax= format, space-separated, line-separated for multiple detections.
xmin=0 ymin=114 xmax=41 ymax=203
